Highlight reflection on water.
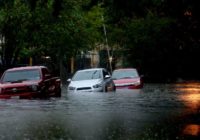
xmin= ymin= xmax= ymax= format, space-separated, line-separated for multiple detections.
xmin=180 ymin=93 xmax=200 ymax=110
xmin=1 ymin=83 xmax=200 ymax=139
xmin=183 ymin=124 xmax=200 ymax=136
xmin=177 ymin=82 xmax=200 ymax=111
xmin=173 ymin=82 xmax=200 ymax=138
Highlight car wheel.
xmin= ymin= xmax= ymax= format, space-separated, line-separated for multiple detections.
xmin=55 ymin=87 xmax=61 ymax=97
xmin=112 ymin=83 xmax=116 ymax=91
xmin=40 ymin=87 xmax=49 ymax=98
xmin=106 ymin=82 xmax=116 ymax=92
xmin=103 ymin=86 xmax=108 ymax=92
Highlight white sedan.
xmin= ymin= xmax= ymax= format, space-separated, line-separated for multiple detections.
xmin=67 ymin=68 xmax=116 ymax=92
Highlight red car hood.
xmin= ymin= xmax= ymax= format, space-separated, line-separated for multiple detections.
xmin=113 ymin=78 xmax=140 ymax=85
xmin=0 ymin=81 xmax=40 ymax=88
xmin=0 ymin=80 xmax=42 ymax=99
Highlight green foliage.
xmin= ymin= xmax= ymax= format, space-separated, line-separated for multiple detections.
xmin=1 ymin=0 xmax=199 ymax=80
xmin=83 ymin=3 xmax=105 ymax=45
xmin=126 ymin=12 xmax=174 ymax=47
xmin=0 ymin=0 xmax=104 ymax=68
xmin=103 ymin=0 xmax=200 ymax=81
xmin=0 ymin=0 xmax=31 ymax=66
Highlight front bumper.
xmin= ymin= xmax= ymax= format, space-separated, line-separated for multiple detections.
xmin=115 ymin=83 xmax=143 ymax=89
xmin=0 ymin=91 xmax=40 ymax=99
xmin=68 ymin=87 xmax=103 ymax=92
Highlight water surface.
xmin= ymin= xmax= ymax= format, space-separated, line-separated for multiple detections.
xmin=1 ymin=82 xmax=200 ymax=140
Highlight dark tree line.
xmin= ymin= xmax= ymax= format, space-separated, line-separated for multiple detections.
xmin=103 ymin=0 xmax=200 ymax=82
xmin=0 ymin=0 xmax=200 ymax=82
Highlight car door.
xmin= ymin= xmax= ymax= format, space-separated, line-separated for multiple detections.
xmin=102 ymin=69 xmax=114 ymax=91
xmin=42 ymin=68 xmax=54 ymax=95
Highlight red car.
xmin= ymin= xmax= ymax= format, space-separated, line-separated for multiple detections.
xmin=112 ymin=68 xmax=143 ymax=89
xmin=0 ymin=66 xmax=61 ymax=99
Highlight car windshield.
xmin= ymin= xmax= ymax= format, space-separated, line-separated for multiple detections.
xmin=112 ymin=69 xmax=139 ymax=80
xmin=2 ymin=69 xmax=41 ymax=83
xmin=72 ymin=70 xmax=101 ymax=81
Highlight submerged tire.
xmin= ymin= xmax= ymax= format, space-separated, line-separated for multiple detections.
xmin=55 ymin=87 xmax=61 ymax=97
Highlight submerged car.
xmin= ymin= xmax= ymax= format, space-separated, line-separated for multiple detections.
xmin=67 ymin=68 xmax=115 ymax=92
xmin=112 ymin=68 xmax=143 ymax=89
xmin=0 ymin=66 xmax=61 ymax=99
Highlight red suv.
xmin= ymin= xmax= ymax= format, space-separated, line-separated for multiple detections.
xmin=112 ymin=68 xmax=143 ymax=89
xmin=0 ymin=66 xmax=61 ymax=99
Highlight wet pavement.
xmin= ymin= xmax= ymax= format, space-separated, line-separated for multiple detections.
xmin=1 ymin=82 xmax=200 ymax=140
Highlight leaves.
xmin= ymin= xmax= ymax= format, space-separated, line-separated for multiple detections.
xmin=0 ymin=0 xmax=104 ymax=67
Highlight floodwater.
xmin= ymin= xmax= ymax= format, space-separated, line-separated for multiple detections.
xmin=1 ymin=82 xmax=200 ymax=140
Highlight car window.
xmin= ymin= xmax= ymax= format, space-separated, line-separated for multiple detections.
xmin=42 ymin=68 xmax=50 ymax=78
xmin=112 ymin=69 xmax=139 ymax=79
xmin=2 ymin=69 xmax=41 ymax=83
xmin=72 ymin=70 xmax=101 ymax=81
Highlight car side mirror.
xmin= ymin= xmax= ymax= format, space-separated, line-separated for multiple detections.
xmin=105 ymin=75 xmax=110 ymax=79
xmin=67 ymin=79 xmax=71 ymax=82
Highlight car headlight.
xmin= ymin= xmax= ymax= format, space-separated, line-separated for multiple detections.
xmin=93 ymin=83 xmax=102 ymax=88
xmin=132 ymin=80 xmax=141 ymax=86
xmin=30 ymin=85 xmax=38 ymax=91
xmin=68 ymin=86 xmax=75 ymax=90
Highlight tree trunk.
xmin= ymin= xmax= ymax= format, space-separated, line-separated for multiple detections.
xmin=58 ymin=46 xmax=67 ymax=85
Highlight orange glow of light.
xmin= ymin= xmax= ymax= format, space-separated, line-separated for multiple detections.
xmin=179 ymin=91 xmax=200 ymax=110
xmin=183 ymin=124 xmax=200 ymax=136
xmin=176 ymin=82 xmax=200 ymax=110
xmin=184 ymin=11 xmax=192 ymax=16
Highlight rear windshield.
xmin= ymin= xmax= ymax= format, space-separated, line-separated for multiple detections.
xmin=2 ymin=69 xmax=41 ymax=83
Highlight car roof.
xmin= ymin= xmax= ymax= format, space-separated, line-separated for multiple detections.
xmin=113 ymin=68 xmax=137 ymax=71
xmin=77 ymin=68 xmax=105 ymax=72
xmin=6 ymin=66 xmax=46 ymax=72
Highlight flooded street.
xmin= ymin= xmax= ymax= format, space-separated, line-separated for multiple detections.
xmin=1 ymin=82 xmax=200 ymax=140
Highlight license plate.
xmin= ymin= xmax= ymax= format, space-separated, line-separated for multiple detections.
xmin=11 ymin=96 xmax=19 ymax=99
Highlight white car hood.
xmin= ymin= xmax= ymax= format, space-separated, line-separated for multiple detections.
xmin=69 ymin=79 xmax=102 ymax=88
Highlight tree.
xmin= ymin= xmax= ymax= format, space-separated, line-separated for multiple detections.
xmin=0 ymin=0 xmax=31 ymax=69
xmin=0 ymin=0 xmax=104 ymax=82
xmin=102 ymin=0 xmax=200 ymax=81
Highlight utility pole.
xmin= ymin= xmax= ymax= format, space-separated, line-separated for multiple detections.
xmin=102 ymin=15 xmax=112 ymax=73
